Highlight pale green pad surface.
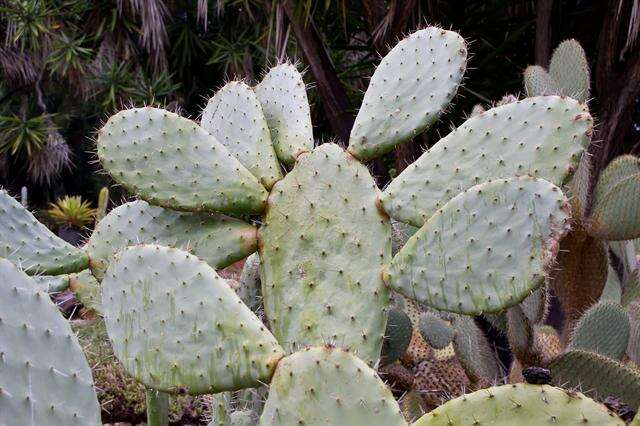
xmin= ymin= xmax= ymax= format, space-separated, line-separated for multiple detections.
xmin=86 ymin=200 xmax=257 ymax=280
xmin=0 ymin=258 xmax=101 ymax=426
xmin=413 ymin=383 xmax=623 ymax=426
xmin=97 ymin=107 xmax=268 ymax=215
xmin=69 ymin=269 xmax=103 ymax=314
xmin=348 ymin=27 xmax=467 ymax=160
xmin=380 ymin=96 xmax=591 ymax=227
xmin=102 ymin=244 xmax=284 ymax=394
xmin=260 ymin=346 xmax=406 ymax=426
xmin=550 ymin=350 xmax=640 ymax=408
xmin=254 ymin=63 xmax=313 ymax=166
xmin=523 ymin=65 xmax=560 ymax=97
xmin=32 ymin=274 xmax=70 ymax=293
xmin=0 ymin=190 xmax=89 ymax=275
xmin=589 ymin=155 xmax=640 ymax=240
xmin=385 ymin=176 xmax=571 ymax=314
xmin=201 ymin=81 xmax=282 ymax=189
xmin=569 ymin=301 xmax=630 ymax=360
xmin=260 ymin=143 xmax=391 ymax=365
xmin=549 ymin=39 xmax=590 ymax=103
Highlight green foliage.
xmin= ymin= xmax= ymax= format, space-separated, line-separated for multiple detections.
xmin=0 ymin=112 xmax=52 ymax=156
xmin=47 ymin=195 xmax=96 ymax=228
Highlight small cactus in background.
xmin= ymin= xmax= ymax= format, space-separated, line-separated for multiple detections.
xmin=47 ymin=195 xmax=97 ymax=229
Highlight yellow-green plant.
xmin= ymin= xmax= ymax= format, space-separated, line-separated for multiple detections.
xmin=47 ymin=195 xmax=96 ymax=228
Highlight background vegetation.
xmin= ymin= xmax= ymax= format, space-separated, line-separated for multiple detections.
xmin=0 ymin=0 xmax=637 ymax=215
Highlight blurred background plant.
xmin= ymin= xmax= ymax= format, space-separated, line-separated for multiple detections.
xmin=0 ymin=0 xmax=637 ymax=222
xmin=47 ymin=195 xmax=96 ymax=229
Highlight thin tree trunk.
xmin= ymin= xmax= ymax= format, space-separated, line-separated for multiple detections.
xmin=535 ymin=0 xmax=555 ymax=66
xmin=590 ymin=0 xmax=640 ymax=183
xmin=282 ymin=1 xmax=354 ymax=143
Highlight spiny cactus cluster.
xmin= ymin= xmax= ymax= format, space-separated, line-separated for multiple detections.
xmin=2 ymin=28 xmax=640 ymax=426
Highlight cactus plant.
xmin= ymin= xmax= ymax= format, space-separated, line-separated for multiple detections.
xmin=568 ymin=301 xmax=630 ymax=360
xmin=0 ymin=189 xmax=89 ymax=275
xmin=413 ymin=383 xmax=623 ymax=425
xmin=381 ymin=307 xmax=413 ymax=365
xmin=0 ymin=258 xmax=101 ymax=425
xmin=260 ymin=345 xmax=406 ymax=425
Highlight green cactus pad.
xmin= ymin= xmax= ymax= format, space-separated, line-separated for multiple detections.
xmin=347 ymin=27 xmax=467 ymax=161
xmin=97 ymin=107 xmax=268 ymax=215
xmin=201 ymin=81 xmax=282 ymax=189
xmin=413 ymin=383 xmax=623 ymax=426
xmin=102 ymin=244 xmax=284 ymax=394
xmin=601 ymin=265 xmax=623 ymax=303
xmin=523 ymin=65 xmax=559 ymax=97
xmin=549 ymin=39 xmax=591 ymax=103
xmin=32 ymin=274 xmax=71 ymax=292
xmin=418 ymin=312 xmax=454 ymax=350
xmin=237 ymin=252 xmax=262 ymax=311
xmin=384 ymin=176 xmax=571 ymax=314
xmin=589 ymin=155 xmax=640 ymax=240
xmin=260 ymin=143 xmax=391 ymax=365
xmin=254 ymin=63 xmax=313 ymax=166
xmin=69 ymin=269 xmax=103 ymax=314
xmin=0 ymin=190 xmax=89 ymax=275
xmin=0 ymin=258 xmax=101 ymax=425
xmin=381 ymin=307 xmax=413 ymax=365
xmin=260 ymin=346 xmax=405 ymax=426
xmin=627 ymin=302 xmax=640 ymax=364
xmin=569 ymin=301 xmax=630 ymax=360
xmin=568 ymin=152 xmax=592 ymax=218
xmin=550 ymin=350 xmax=640 ymax=408
xmin=380 ymin=96 xmax=591 ymax=227
xmin=449 ymin=314 xmax=500 ymax=382
xmin=86 ymin=200 xmax=257 ymax=281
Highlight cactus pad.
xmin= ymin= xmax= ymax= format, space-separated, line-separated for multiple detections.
xmin=260 ymin=346 xmax=405 ymax=426
xmin=381 ymin=307 xmax=413 ymax=365
xmin=549 ymin=39 xmax=591 ymax=103
xmin=550 ymin=350 xmax=640 ymax=408
xmin=589 ymin=155 xmax=640 ymax=240
xmin=413 ymin=383 xmax=623 ymax=425
xmin=385 ymin=176 xmax=571 ymax=314
xmin=201 ymin=81 xmax=282 ymax=188
xmin=0 ymin=190 xmax=89 ymax=275
xmin=348 ymin=27 xmax=467 ymax=160
xmin=450 ymin=314 xmax=500 ymax=382
xmin=69 ymin=269 xmax=103 ymax=314
xmin=0 ymin=258 xmax=101 ymax=425
xmin=380 ymin=96 xmax=591 ymax=227
xmin=418 ymin=312 xmax=454 ymax=350
xmin=260 ymin=143 xmax=391 ymax=365
xmin=569 ymin=301 xmax=630 ymax=360
xmin=97 ymin=107 xmax=268 ymax=215
xmin=102 ymin=244 xmax=284 ymax=394
xmin=523 ymin=65 xmax=560 ymax=97
xmin=32 ymin=274 xmax=70 ymax=292
xmin=237 ymin=252 xmax=262 ymax=311
xmin=86 ymin=200 xmax=257 ymax=280
xmin=254 ymin=63 xmax=313 ymax=166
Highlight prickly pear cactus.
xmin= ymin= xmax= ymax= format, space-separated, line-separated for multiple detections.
xmin=0 ymin=190 xmax=89 ymax=275
xmin=569 ymin=301 xmax=630 ymax=360
xmin=413 ymin=383 xmax=623 ymax=425
xmin=254 ymin=63 xmax=314 ymax=166
xmin=380 ymin=96 xmax=592 ymax=227
xmin=201 ymin=81 xmax=283 ymax=189
xmin=86 ymin=200 xmax=257 ymax=280
xmin=0 ymin=258 xmax=101 ymax=426
xmin=588 ymin=155 xmax=640 ymax=240
xmin=102 ymin=244 xmax=284 ymax=394
xmin=381 ymin=307 xmax=413 ymax=365
xmin=69 ymin=269 xmax=103 ymax=314
xmin=260 ymin=346 xmax=406 ymax=425
xmin=260 ymin=143 xmax=391 ymax=365
xmin=348 ymin=27 xmax=467 ymax=160
xmin=97 ymin=107 xmax=268 ymax=215
xmin=384 ymin=177 xmax=571 ymax=314
xmin=32 ymin=273 xmax=70 ymax=292
xmin=550 ymin=350 xmax=640 ymax=408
